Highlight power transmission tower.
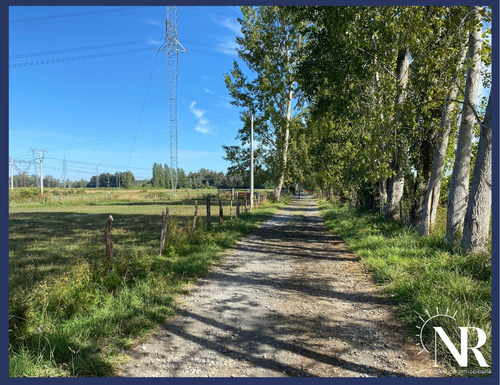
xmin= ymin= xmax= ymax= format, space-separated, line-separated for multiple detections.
xmin=60 ymin=155 xmax=68 ymax=188
xmin=159 ymin=6 xmax=186 ymax=192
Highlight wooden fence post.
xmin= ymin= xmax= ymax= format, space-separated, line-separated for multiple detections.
xmin=206 ymin=197 xmax=211 ymax=229
xmin=159 ymin=208 xmax=169 ymax=256
xmin=219 ymin=199 xmax=224 ymax=225
xmin=104 ymin=215 xmax=114 ymax=265
xmin=230 ymin=197 xmax=233 ymax=219
xmin=192 ymin=200 xmax=198 ymax=230
xmin=236 ymin=197 xmax=240 ymax=218
xmin=244 ymin=196 xmax=248 ymax=213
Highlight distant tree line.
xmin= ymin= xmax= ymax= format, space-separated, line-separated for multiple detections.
xmin=9 ymin=166 xmax=275 ymax=190
xmin=150 ymin=163 xmax=274 ymax=189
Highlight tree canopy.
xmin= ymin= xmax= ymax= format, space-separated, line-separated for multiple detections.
xmin=223 ymin=5 xmax=492 ymax=252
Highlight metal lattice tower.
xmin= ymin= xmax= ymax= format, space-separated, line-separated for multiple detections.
xmin=60 ymin=155 xmax=68 ymax=188
xmin=159 ymin=6 xmax=186 ymax=192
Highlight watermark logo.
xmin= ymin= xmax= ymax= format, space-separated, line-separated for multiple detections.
xmin=416 ymin=308 xmax=489 ymax=368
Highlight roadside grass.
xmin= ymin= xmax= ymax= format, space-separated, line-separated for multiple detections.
xmin=318 ymin=200 xmax=492 ymax=376
xmin=9 ymin=191 xmax=288 ymax=377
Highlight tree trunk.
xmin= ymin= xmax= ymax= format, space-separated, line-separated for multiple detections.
xmin=385 ymin=47 xmax=410 ymax=221
xmin=371 ymin=36 xmax=388 ymax=214
xmin=461 ymin=95 xmax=492 ymax=253
xmin=274 ymin=102 xmax=292 ymax=202
xmin=446 ymin=6 xmax=482 ymax=243
xmin=385 ymin=162 xmax=405 ymax=221
xmin=378 ymin=177 xmax=387 ymax=214
xmin=274 ymin=39 xmax=295 ymax=202
xmin=419 ymin=43 xmax=467 ymax=236
xmin=410 ymin=122 xmax=438 ymax=227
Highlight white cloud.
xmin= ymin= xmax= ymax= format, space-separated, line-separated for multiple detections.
xmin=215 ymin=37 xmax=239 ymax=56
xmin=146 ymin=38 xmax=163 ymax=46
xmin=189 ymin=101 xmax=210 ymax=134
xmin=217 ymin=96 xmax=233 ymax=109
xmin=142 ymin=18 xmax=164 ymax=29
xmin=219 ymin=16 xmax=241 ymax=35
xmin=210 ymin=13 xmax=241 ymax=56
xmin=204 ymin=88 xmax=214 ymax=94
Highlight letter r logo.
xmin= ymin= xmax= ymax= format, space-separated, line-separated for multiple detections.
xmin=433 ymin=326 xmax=489 ymax=367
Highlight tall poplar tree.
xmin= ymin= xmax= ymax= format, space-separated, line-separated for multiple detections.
xmin=224 ymin=6 xmax=303 ymax=201
xmin=446 ymin=6 xmax=483 ymax=243
xmin=461 ymin=93 xmax=492 ymax=252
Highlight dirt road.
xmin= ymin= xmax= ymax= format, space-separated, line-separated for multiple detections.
xmin=120 ymin=196 xmax=440 ymax=377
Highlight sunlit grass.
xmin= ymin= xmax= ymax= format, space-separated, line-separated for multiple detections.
xmin=318 ymin=199 xmax=492 ymax=376
xmin=9 ymin=188 xmax=287 ymax=377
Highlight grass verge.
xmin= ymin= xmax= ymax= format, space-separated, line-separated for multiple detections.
xmin=9 ymin=199 xmax=289 ymax=377
xmin=317 ymin=199 xmax=492 ymax=376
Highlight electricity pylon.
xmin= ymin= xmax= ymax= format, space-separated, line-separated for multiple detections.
xmin=60 ymin=155 xmax=68 ymax=188
xmin=159 ymin=6 xmax=186 ymax=192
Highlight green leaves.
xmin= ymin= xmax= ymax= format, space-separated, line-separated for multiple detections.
xmin=224 ymin=7 xmax=305 ymax=194
xmin=223 ymin=6 xmax=490 ymax=207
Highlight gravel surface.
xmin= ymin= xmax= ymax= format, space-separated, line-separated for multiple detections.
xmin=119 ymin=196 xmax=441 ymax=377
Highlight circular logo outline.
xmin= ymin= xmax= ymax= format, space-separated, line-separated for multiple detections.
xmin=416 ymin=308 xmax=458 ymax=355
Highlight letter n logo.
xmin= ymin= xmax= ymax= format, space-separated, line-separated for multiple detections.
xmin=433 ymin=326 xmax=490 ymax=367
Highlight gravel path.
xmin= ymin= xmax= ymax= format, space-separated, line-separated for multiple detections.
xmin=119 ymin=196 xmax=440 ymax=377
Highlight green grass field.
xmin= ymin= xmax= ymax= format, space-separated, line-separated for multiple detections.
xmin=9 ymin=187 xmax=283 ymax=377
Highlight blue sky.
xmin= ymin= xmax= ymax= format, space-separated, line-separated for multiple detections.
xmin=9 ymin=6 xmax=245 ymax=181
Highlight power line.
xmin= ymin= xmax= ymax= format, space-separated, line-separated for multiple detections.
xmin=10 ymin=40 xmax=235 ymax=69
xmin=9 ymin=44 xmax=233 ymax=69
xmin=127 ymin=52 xmax=160 ymax=169
xmin=45 ymin=156 xmax=152 ymax=172
xmin=9 ymin=37 xmax=164 ymax=60
xmin=10 ymin=37 xmax=230 ymax=61
xmin=9 ymin=6 xmax=143 ymax=25
xmin=9 ymin=46 xmax=158 ymax=68
xmin=10 ymin=113 xmax=240 ymax=161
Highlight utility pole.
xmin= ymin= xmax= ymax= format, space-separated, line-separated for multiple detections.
xmin=10 ymin=158 xmax=14 ymax=191
xmin=40 ymin=152 xmax=43 ymax=195
xmin=32 ymin=149 xmax=46 ymax=195
xmin=250 ymin=114 xmax=254 ymax=211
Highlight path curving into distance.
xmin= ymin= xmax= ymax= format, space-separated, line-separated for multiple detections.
xmin=120 ymin=195 xmax=440 ymax=377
